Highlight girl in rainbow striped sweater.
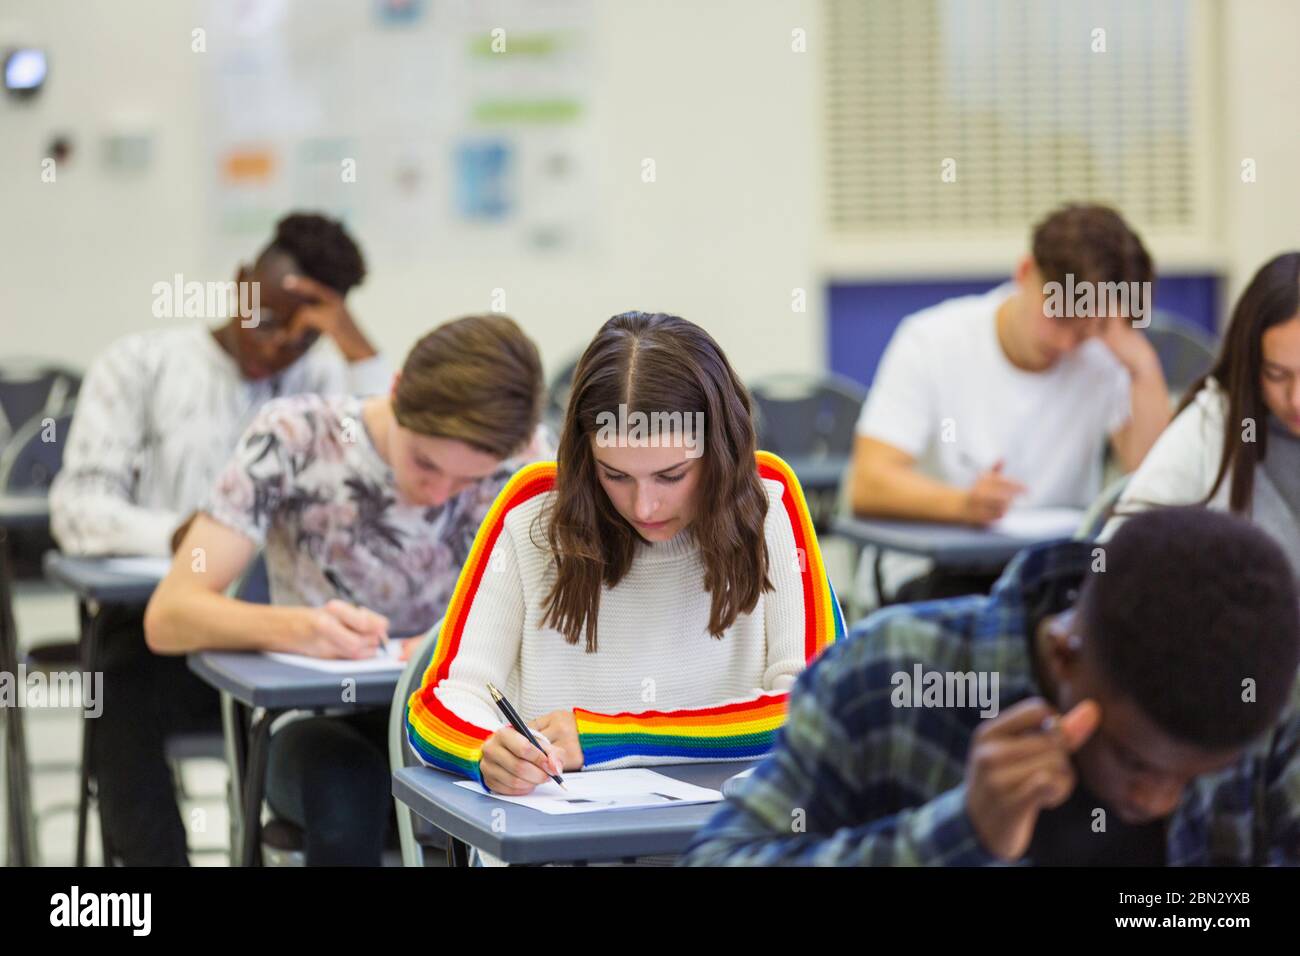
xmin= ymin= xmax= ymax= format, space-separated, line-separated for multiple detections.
xmin=407 ymin=311 xmax=845 ymax=794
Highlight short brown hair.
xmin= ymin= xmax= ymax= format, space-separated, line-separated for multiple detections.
xmin=1031 ymin=203 xmax=1154 ymax=289
xmin=393 ymin=314 xmax=543 ymax=458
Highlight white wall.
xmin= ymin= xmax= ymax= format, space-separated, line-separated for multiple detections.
xmin=0 ymin=0 xmax=821 ymax=381
xmin=1219 ymin=0 xmax=1300 ymax=310
xmin=2 ymin=0 xmax=1297 ymax=377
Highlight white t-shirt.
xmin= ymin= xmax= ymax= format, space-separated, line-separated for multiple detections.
xmin=856 ymin=283 xmax=1132 ymax=509
xmin=50 ymin=324 xmax=392 ymax=557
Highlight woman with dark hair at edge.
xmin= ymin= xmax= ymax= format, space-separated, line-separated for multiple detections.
xmin=1104 ymin=251 xmax=1300 ymax=576
xmin=406 ymin=312 xmax=846 ymax=861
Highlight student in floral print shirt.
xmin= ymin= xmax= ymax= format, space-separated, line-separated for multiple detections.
xmin=145 ymin=314 xmax=549 ymax=864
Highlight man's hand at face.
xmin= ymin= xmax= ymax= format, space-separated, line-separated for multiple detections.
xmin=965 ymin=697 xmax=1102 ymax=862
xmin=281 ymin=274 xmax=376 ymax=362
xmin=1098 ymin=315 xmax=1160 ymax=376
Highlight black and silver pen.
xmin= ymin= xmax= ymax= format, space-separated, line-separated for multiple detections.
xmin=486 ymin=682 xmax=566 ymax=789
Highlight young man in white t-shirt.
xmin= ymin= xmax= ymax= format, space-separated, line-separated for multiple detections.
xmin=849 ymin=204 xmax=1171 ymax=597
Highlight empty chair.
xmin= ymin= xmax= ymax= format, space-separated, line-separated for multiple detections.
xmin=1146 ymin=310 xmax=1217 ymax=398
xmin=0 ymin=361 xmax=80 ymax=450
xmin=749 ymin=373 xmax=867 ymax=532
xmin=749 ymin=372 xmax=866 ymax=460
xmin=0 ymin=410 xmax=76 ymax=494
xmin=543 ymin=355 xmax=581 ymax=434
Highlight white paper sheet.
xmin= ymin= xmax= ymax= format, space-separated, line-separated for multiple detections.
xmin=721 ymin=766 xmax=756 ymax=797
xmin=455 ymin=768 xmax=724 ymax=815
xmin=991 ymin=508 xmax=1085 ymax=540
xmin=265 ymin=639 xmax=409 ymax=673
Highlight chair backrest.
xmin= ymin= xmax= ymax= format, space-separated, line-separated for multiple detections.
xmin=1147 ymin=310 xmax=1217 ymax=396
xmin=0 ymin=410 xmax=76 ymax=493
xmin=1075 ymin=474 xmax=1131 ymax=541
xmin=749 ymin=373 xmax=867 ymax=460
xmin=0 ymin=362 xmax=80 ymax=446
xmin=389 ymin=619 xmax=445 ymax=865
xmin=235 ymin=552 xmax=271 ymax=604
xmin=543 ymin=355 xmax=581 ymax=433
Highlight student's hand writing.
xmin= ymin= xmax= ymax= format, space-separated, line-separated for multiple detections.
xmin=529 ymin=709 xmax=585 ymax=771
xmin=964 ymin=697 xmax=1101 ymax=862
xmin=961 ymin=461 xmax=1027 ymax=525
xmin=288 ymin=599 xmax=390 ymax=660
xmin=480 ymin=725 xmax=566 ymax=795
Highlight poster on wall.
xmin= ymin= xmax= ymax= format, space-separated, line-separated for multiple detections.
xmin=200 ymin=0 xmax=595 ymax=267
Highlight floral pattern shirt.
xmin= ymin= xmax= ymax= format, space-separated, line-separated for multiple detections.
xmin=206 ymin=393 xmax=550 ymax=635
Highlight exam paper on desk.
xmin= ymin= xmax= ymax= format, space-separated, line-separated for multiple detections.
xmin=991 ymin=507 xmax=1085 ymax=540
xmin=99 ymin=556 xmax=175 ymax=577
xmin=454 ymin=768 xmax=724 ymax=815
xmin=264 ymin=638 xmax=409 ymax=673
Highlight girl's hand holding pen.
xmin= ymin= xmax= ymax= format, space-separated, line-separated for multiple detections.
xmin=529 ymin=709 xmax=585 ymax=772
xmin=481 ymin=725 xmax=567 ymax=795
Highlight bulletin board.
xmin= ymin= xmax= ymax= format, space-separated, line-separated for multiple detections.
xmin=200 ymin=0 xmax=596 ymax=265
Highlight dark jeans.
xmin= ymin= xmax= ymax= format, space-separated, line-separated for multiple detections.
xmin=264 ymin=709 xmax=392 ymax=866
xmin=93 ymin=606 xmax=392 ymax=866
xmin=893 ymin=567 xmax=1004 ymax=604
xmin=91 ymin=605 xmax=221 ymax=866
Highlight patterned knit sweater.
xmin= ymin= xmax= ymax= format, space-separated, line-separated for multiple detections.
xmin=405 ymin=451 xmax=845 ymax=785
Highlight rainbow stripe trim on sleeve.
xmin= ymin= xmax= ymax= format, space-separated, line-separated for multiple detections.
xmin=405 ymin=460 xmax=559 ymax=780
xmin=574 ymin=450 xmax=846 ymax=766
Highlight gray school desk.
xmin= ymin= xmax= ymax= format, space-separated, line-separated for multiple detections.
xmin=188 ymin=649 xmax=404 ymax=867
xmin=41 ymin=552 xmax=169 ymax=866
xmin=832 ymin=514 xmax=1066 ymax=569
xmin=392 ymin=759 xmax=757 ymax=865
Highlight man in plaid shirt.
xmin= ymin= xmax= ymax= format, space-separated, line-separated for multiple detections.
xmin=683 ymin=507 xmax=1300 ymax=866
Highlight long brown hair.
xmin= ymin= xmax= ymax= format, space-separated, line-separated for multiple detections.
xmin=1183 ymin=252 xmax=1300 ymax=514
xmin=540 ymin=312 xmax=771 ymax=651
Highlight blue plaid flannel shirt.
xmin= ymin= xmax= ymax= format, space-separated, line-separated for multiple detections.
xmin=681 ymin=539 xmax=1300 ymax=866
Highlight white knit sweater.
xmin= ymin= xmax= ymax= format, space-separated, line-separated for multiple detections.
xmin=423 ymin=473 xmax=812 ymax=771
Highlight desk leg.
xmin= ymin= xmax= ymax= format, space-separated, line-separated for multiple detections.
xmin=4 ymin=695 xmax=38 ymax=866
xmin=219 ymin=692 xmax=247 ymax=864
xmin=75 ymin=599 xmax=103 ymax=867
xmin=446 ymin=837 xmax=470 ymax=868
xmin=239 ymin=707 xmax=278 ymax=867
xmin=872 ymin=549 xmax=888 ymax=610
xmin=1 ymin=566 xmax=37 ymax=866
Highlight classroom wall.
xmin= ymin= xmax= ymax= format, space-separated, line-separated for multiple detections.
xmin=1219 ymin=0 xmax=1300 ymax=309
xmin=0 ymin=0 xmax=822 ymax=382
xmin=1 ymin=1 xmax=1297 ymax=387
